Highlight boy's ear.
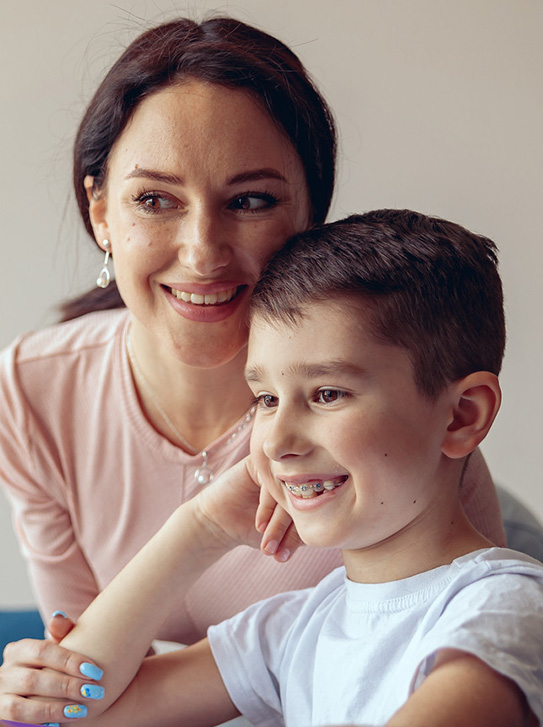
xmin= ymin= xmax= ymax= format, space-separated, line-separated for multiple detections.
xmin=441 ymin=372 xmax=501 ymax=459
xmin=84 ymin=175 xmax=110 ymax=249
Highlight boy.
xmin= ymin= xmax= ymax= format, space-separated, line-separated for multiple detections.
xmin=3 ymin=210 xmax=542 ymax=727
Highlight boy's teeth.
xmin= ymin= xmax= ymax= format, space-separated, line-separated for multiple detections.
xmin=171 ymin=287 xmax=237 ymax=305
xmin=285 ymin=478 xmax=345 ymax=498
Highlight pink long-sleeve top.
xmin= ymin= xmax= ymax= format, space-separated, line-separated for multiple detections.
xmin=0 ymin=309 xmax=506 ymax=644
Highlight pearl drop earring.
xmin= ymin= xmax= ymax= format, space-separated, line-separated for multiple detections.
xmin=96 ymin=240 xmax=112 ymax=289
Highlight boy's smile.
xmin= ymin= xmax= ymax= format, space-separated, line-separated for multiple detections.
xmin=246 ymin=299 xmax=477 ymax=582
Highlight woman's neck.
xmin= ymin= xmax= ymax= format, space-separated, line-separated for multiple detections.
xmin=126 ymin=320 xmax=254 ymax=453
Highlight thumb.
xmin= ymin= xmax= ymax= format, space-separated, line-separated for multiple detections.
xmin=47 ymin=610 xmax=75 ymax=642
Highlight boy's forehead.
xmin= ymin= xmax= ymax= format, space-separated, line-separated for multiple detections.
xmin=247 ymin=301 xmax=371 ymax=369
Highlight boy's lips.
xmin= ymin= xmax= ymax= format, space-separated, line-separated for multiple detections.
xmin=280 ymin=475 xmax=348 ymax=499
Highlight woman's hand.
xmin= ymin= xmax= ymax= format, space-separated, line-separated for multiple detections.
xmin=0 ymin=613 xmax=105 ymax=725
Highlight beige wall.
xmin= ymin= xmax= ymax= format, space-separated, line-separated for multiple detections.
xmin=1 ymin=0 xmax=541 ymax=606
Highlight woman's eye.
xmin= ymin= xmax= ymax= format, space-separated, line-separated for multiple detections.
xmin=316 ymin=389 xmax=345 ymax=404
xmin=256 ymin=393 xmax=278 ymax=409
xmin=133 ymin=192 xmax=178 ymax=213
xmin=228 ymin=192 xmax=278 ymax=213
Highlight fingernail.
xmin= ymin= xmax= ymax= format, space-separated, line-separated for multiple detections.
xmin=275 ymin=548 xmax=291 ymax=562
xmin=64 ymin=704 xmax=88 ymax=719
xmin=263 ymin=539 xmax=278 ymax=554
xmin=51 ymin=610 xmax=68 ymax=618
xmin=43 ymin=723 xmax=61 ymax=726
xmin=81 ymin=683 xmax=105 ymax=699
xmin=79 ymin=662 xmax=104 ymax=680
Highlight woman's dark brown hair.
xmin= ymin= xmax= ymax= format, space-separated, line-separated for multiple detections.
xmin=61 ymin=16 xmax=337 ymax=321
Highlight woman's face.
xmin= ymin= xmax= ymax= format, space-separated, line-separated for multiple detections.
xmin=87 ymin=81 xmax=311 ymax=367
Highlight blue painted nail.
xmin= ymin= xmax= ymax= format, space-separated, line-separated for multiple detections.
xmin=43 ymin=723 xmax=61 ymax=726
xmin=51 ymin=610 xmax=68 ymax=618
xmin=81 ymin=683 xmax=105 ymax=699
xmin=79 ymin=662 xmax=104 ymax=680
xmin=63 ymin=704 xmax=88 ymax=719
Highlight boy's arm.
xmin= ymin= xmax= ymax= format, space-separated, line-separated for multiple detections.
xmin=0 ymin=457 xmax=293 ymax=726
xmin=82 ymin=638 xmax=240 ymax=727
xmin=384 ymin=649 xmax=536 ymax=727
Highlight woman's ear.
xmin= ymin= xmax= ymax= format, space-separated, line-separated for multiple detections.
xmin=84 ymin=175 xmax=110 ymax=249
xmin=441 ymin=372 xmax=501 ymax=459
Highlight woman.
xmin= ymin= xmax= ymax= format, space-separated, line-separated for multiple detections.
xmin=0 ymin=15 xmax=505 ymax=708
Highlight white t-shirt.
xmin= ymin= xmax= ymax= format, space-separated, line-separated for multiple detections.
xmin=208 ymin=548 xmax=543 ymax=726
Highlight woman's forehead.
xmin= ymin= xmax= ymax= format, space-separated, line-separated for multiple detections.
xmin=108 ymin=81 xmax=306 ymax=178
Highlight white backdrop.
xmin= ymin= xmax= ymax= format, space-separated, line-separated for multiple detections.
xmin=1 ymin=0 xmax=542 ymax=606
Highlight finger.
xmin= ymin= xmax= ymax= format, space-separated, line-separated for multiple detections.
xmin=255 ymin=482 xmax=278 ymax=534
xmin=0 ymin=663 xmax=104 ymax=703
xmin=259 ymin=504 xmax=302 ymax=562
xmin=0 ymin=693 xmax=89 ymax=726
xmin=2 ymin=639 xmax=103 ymax=682
xmin=47 ymin=612 xmax=74 ymax=643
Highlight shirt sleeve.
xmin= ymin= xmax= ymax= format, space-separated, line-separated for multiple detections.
xmin=208 ymin=588 xmax=312 ymax=727
xmin=0 ymin=342 xmax=99 ymax=622
xmin=413 ymin=565 xmax=543 ymax=723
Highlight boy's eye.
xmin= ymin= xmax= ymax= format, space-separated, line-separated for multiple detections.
xmin=228 ymin=192 xmax=278 ymax=212
xmin=256 ymin=393 xmax=278 ymax=409
xmin=316 ymin=389 xmax=345 ymax=404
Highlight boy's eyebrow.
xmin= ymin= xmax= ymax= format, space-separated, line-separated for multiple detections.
xmin=245 ymin=360 xmax=366 ymax=383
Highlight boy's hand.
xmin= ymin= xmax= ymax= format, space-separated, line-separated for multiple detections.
xmin=194 ymin=456 xmax=302 ymax=561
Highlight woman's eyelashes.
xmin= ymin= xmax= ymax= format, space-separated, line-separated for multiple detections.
xmin=227 ymin=191 xmax=280 ymax=213
xmin=131 ymin=190 xmax=178 ymax=214
xmin=129 ymin=189 xmax=281 ymax=217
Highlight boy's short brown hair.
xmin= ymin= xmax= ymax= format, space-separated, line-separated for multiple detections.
xmin=251 ymin=209 xmax=505 ymax=399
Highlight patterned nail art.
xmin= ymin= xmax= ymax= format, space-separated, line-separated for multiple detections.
xmin=80 ymin=683 xmax=105 ymax=699
xmin=63 ymin=704 xmax=88 ymax=719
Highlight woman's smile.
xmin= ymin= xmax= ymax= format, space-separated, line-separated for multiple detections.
xmin=87 ymin=80 xmax=311 ymax=368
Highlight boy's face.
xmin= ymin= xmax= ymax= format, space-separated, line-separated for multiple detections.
xmin=246 ymin=299 xmax=458 ymax=575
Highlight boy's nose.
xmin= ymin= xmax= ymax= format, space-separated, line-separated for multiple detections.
xmin=262 ymin=410 xmax=312 ymax=461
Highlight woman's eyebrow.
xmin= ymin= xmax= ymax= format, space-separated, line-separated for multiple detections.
xmin=125 ymin=168 xmax=184 ymax=185
xmin=124 ymin=167 xmax=287 ymax=186
xmin=227 ymin=168 xmax=287 ymax=185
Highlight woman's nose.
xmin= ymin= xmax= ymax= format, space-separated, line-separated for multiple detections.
xmin=180 ymin=207 xmax=232 ymax=275
xmin=262 ymin=408 xmax=312 ymax=462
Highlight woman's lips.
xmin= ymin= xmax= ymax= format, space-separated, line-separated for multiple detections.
xmin=167 ymin=285 xmax=239 ymax=306
xmin=162 ymin=284 xmax=249 ymax=323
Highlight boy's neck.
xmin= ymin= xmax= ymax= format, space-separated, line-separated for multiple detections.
xmin=342 ymin=499 xmax=493 ymax=585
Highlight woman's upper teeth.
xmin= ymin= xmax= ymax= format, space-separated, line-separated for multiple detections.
xmin=171 ymin=286 xmax=237 ymax=305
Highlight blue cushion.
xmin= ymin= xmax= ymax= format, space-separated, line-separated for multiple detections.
xmin=0 ymin=609 xmax=44 ymax=663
